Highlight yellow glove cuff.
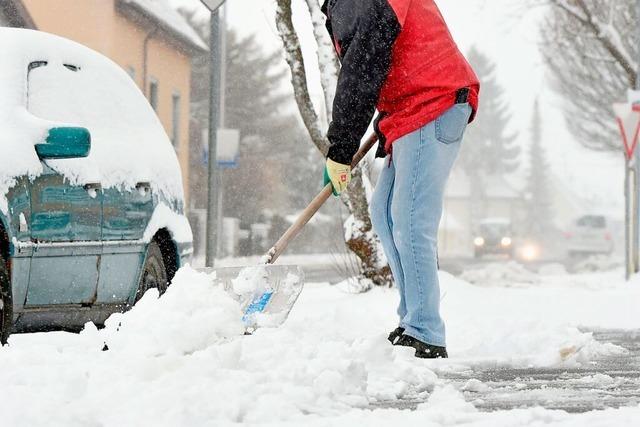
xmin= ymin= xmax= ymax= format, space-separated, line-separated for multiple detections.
xmin=326 ymin=158 xmax=352 ymax=195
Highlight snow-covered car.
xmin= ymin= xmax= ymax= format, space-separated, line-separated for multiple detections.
xmin=473 ymin=218 xmax=515 ymax=259
xmin=0 ymin=29 xmax=193 ymax=344
xmin=565 ymin=214 xmax=614 ymax=258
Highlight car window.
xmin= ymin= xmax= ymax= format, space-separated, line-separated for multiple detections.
xmin=24 ymin=56 xmax=182 ymax=198
xmin=27 ymin=61 xmax=101 ymax=130
xmin=576 ymin=216 xmax=606 ymax=229
xmin=479 ymin=224 xmax=510 ymax=237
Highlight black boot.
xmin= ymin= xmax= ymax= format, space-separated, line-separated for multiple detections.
xmin=388 ymin=327 xmax=405 ymax=345
xmin=396 ymin=334 xmax=448 ymax=359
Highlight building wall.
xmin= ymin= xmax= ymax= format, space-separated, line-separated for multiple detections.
xmin=21 ymin=0 xmax=192 ymax=205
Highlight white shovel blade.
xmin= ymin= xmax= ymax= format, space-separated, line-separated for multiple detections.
xmin=198 ymin=265 xmax=304 ymax=330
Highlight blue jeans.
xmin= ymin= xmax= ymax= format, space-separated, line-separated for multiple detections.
xmin=370 ymin=103 xmax=472 ymax=347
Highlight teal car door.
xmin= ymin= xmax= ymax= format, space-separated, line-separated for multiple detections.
xmin=26 ymin=165 xmax=103 ymax=306
xmin=24 ymin=61 xmax=102 ymax=307
xmin=4 ymin=178 xmax=32 ymax=312
xmin=97 ymin=184 xmax=153 ymax=304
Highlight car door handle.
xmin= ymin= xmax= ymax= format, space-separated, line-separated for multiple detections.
xmin=136 ymin=182 xmax=151 ymax=196
xmin=83 ymin=183 xmax=102 ymax=199
xmin=83 ymin=183 xmax=102 ymax=191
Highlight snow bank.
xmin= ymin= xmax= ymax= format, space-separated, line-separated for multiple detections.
xmin=0 ymin=267 xmax=439 ymax=425
xmin=460 ymin=261 xmax=539 ymax=287
xmin=0 ymin=28 xmax=184 ymax=213
xmin=95 ymin=267 xmax=245 ymax=356
xmin=1 ymin=265 xmax=639 ymax=425
xmin=442 ymin=271 xmax=634 ymax=365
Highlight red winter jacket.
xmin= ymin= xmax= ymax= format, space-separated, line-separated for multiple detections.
xmin=322 ymin=0 xmax=480 ymax=163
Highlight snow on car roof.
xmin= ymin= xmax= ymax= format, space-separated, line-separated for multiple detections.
xmin=0 ymin=28 xmax=184 ymax=214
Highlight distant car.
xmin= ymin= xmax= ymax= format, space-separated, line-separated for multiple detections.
xmin=0 ymin=29 xmax=193 ymax=344
xmin=473 ymin=218 xmax=515 ymax=259
xmin=565 ymin=214 xmax=614 ymax=258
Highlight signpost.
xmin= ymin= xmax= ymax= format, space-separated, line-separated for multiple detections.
xmin=614 ymin=95 xmax=640 ymax=280
xmin=200 ymin=0 xmax=227 ymax=267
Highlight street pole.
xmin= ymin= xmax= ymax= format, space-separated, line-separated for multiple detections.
xmin=206 ymin=7 xmax=221 ymax=267
xmin=216 ymin=5 xmax=227 ymax=257
xmin=629 ymin=0 xmax=640 ymax=279
xmin=634 ymin=0 xmax=640 ymax=277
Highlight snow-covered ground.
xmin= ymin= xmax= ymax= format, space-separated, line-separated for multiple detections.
xmin=1 ymin=264 xmax=639 ymax=426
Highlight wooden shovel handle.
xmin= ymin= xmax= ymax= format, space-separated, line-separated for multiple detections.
xmin=265 ymin=134 xmax=379 ymax=264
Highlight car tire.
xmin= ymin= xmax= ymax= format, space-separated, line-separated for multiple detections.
xmin=135 ymin=241 xmax=168 ymax=303
xmin=0 ymin=255 xmax=13 ymax=346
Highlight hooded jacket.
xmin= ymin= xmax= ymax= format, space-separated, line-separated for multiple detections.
xmin=322 ymin=0 xmax=480 ymax=164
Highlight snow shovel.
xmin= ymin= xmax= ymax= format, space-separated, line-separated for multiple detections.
xmin=200 ymin=134 xmax=379 ymax=331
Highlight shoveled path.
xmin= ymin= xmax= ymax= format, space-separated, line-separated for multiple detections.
xmin=375 ymin=329 xmax=640 ymax=413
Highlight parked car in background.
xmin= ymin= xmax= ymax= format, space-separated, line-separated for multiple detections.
xmin=473 ymin=218 xmax=515 ymax=259
xmin=0 ymin=29 xmax=193 ymax=344
xmin=565 ymin=214 xmax=614 ymax=258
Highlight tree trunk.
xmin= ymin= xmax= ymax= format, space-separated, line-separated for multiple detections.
xmin=275 ymin=0 xmax=392 ymax=287
xmin=274 ymin=0 xmax=329 ymax=155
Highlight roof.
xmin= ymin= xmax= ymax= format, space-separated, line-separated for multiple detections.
xmin=117 ymin=0 xmax=207 ymax=52
xmin=0 ymin=0 xmax=35 ymax=28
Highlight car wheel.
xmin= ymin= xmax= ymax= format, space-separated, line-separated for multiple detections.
xmin=0 ymin=255 xmax=13 ymax=345
xmin=135 ymin=241 xmax=168 ymax=303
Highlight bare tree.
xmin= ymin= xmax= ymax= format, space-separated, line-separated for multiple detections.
xmin=457 ymin=47 xmax=519 ymax=223
xmin=541 ymin=0 xmax=638 ymax=151
xmin=275 ymin=0 xmax=392 ymax=286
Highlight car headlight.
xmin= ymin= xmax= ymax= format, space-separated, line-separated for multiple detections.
xmin=521 ymin=244 xmax=539 ymax=261
xmin=501 ymin=237 xmax=512 ymax=247
xmin=474 ymin=237 xmax=485 ymax=247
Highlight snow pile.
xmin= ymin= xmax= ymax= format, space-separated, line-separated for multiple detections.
xmin=94 ymin=267 xmax=245 ymax=356
xmin=572 ymin=255 xmax=624 ymax=273
xmin=336 ymin=276 xmax=374 ymax=294
xmin=0 ymin=266 xmax=441 ymax=425
xmin=459 ymin=261 xmax=539 ymax=287
xmin=416 ymin=386 xmax=478 ymax=421
xmin=0 ymin=28 xmax=184 ymax=213
xmin=231 ymin=265 xmax=269 ymax=295
xmin=1 ymin=265 xmax=639 ymax=425
xmin=441 ymin=272 xmax=628 ymax=366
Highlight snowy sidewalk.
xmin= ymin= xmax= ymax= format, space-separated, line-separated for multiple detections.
xmin=376 ymin=328 xmax=640 ymax=413
xmin=1 ymin=265 xmax=639 ymax=426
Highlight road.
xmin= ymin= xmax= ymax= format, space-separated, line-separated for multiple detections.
xmin=299 ymin=260 xmax=639 ymax=413
xmin=374 ymin=329 xmax=640 ymax=413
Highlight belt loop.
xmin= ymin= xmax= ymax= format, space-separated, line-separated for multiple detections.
xmin=456 ymin=88 xmax=470 ymax=104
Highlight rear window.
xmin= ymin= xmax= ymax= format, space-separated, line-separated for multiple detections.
xmin=479 ymin=223 xmax=511 ymax=237
xmin=576 ymin=215 xmax=606 ymax=229
xmin=27 ymin=61 xmax=89 ymax=125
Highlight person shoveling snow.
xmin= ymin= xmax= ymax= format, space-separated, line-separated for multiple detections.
xmin=320 ymin=0 xmax=479 ymax=358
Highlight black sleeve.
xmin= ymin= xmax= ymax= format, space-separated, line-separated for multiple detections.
xmin=325 ymin=0 xmax=401 ymax=165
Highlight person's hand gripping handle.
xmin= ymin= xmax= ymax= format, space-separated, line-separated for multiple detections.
xmin=324 ymin=158 xmax=351 ymax=196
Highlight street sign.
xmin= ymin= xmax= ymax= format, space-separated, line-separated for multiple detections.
xmin=202 ymin=128 xmax=240 ymax=168
xmin=216 ymin=128 xmax=240 ymax=168
xmin=200 ymin=0 xmax=226 ymax=11
xmin=613 ymin=102 xmax=640 ymax=160
xmin=613 ymin=90 xmax=640 ymax=280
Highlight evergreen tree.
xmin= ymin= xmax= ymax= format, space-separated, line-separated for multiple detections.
xmin=181 ymin=10 xmax=322 ymax=223
xmin=456 ymin=47 xmax=519 ymax=221
xmin=523 ymin=99 xmax=555 ymax=238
